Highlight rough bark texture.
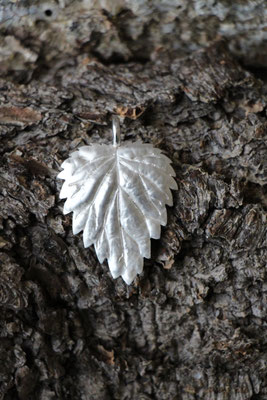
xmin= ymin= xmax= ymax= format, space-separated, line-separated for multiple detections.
xmin=0 ymin=1 xmax=267 ymax=400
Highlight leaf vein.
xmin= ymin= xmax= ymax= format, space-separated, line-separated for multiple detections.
xmin=121 ymin=225 xmax=140 ymax=254
xmin=119 ymin=161 xmax=169 ymax=201
xmin=116 ymin=189 xmax=126 ymax=268
xmin=119 ymin=156 xmax=174 ymax=181
xmin=82 ymin=164 xmax=116 ymax=246
xmin=119 ymin=185 xmax=150 ymax=237
xmin=100 ymin=188 xmax=118 ymax=261
xmin=69 ymin=156 xmax=114 ymax=186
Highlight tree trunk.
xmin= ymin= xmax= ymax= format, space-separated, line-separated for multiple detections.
xmin=0 ymin=2 xmax=266 ymax=399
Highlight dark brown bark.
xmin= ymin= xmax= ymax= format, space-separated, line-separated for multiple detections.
xmin=0 ymin=2 xmax=267 ymax=400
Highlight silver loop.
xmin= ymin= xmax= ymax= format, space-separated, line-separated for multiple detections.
xmin=112 ymin=115 xmax=121 ymax=147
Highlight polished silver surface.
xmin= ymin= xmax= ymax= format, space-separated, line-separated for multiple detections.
xmin=58 ymin=119 xmax=177 ymax=284
xmin=112 ymin=115 xmax=121 ymax=147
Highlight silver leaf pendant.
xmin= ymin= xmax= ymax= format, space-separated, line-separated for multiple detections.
xmin=58 ymin=116 xmax=177 ymax=284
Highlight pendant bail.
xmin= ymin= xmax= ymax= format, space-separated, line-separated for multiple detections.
xmin=112 ymin=115 xmax=121 ymax=147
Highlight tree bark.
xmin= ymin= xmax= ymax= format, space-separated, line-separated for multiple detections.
xmin=0 ymin=2 xmax=266 ymax=400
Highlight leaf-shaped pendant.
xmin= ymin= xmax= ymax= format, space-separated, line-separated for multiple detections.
xmin=58 ymin=116 xmax=177 ymax=284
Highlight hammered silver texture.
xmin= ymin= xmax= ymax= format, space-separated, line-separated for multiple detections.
xmin=58 ymin=141 xmax=177 ymax=284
